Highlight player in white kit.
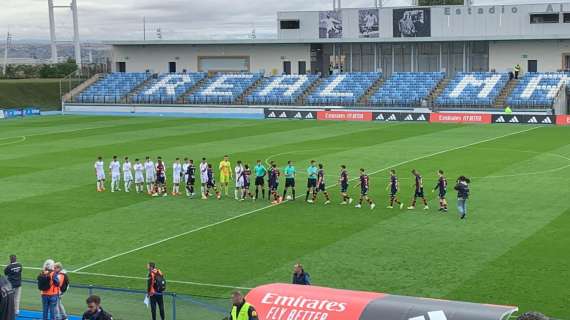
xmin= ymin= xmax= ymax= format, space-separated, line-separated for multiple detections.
xmin=109 ymin=156 xmax=121 ymax=192
xmin=144 ymin=156 xmax=155 ymax=194
xmin=199 ymin=158 xmax=209 ymax=199
xmin=172 ymin=158 xmax=183 ymax=196
xmin=123 ymin=157 xmax=133 ymax=192
xmin=234 ymin=161 xmax=244 ymax=200
xmin=94 ymin=156 xmax=106 ymax=192
xmin=133 ymin=158 xmax=145 ymax=193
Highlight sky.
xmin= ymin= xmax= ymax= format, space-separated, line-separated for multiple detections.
xmin=0 ymin=0 xmax=554 ymax=42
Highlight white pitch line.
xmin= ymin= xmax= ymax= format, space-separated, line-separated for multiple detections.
xmin=0 ymin=265 xmax=251 ymax=290
xmin=73 ymin=126 xmax=540 ymax=273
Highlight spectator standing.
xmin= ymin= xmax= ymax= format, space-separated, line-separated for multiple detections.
xmin=82 ymin=295 xmax=113 ymax=320
xmin=3 ymin=255 xmax=21 ymax=316
xmin=0 ymin=276 xmax=16 ymax=320
xmin=229 ymin=291 xmax=258 ymax=320
xmin=54 ymin=263 xmax=68 ymax=320
xmin=38 ymin=259 xmax=63 ymax=320
xmin=147 ymin=263 xmax=166 ymax=320
xmin=514 ymin=64 xmax=521 ymax=79
xmin=292 ymin=264 xmax=311 ymax=285
xmin=454 ymin=176 xmax=471 ymax=220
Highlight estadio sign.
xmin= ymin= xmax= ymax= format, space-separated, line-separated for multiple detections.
xmin=430 ymin=113 xmax=492 ymax=124
xmin=246 ymin=284 xmax=518 ymax=320
xmin=316 ymin=111 xmax=372 ymax=121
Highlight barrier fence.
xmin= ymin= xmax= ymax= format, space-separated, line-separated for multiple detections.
xmin=19 ymin=280 xmax=229 ymax=320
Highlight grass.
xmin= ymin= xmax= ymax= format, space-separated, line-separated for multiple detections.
xmin=1 ymin=115 xmax=569 ymax=319
xmin=0 ymin=78 xmax=62 ymax=110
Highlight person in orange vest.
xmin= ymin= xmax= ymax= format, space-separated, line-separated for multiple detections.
xmin=146 ymin=263 xmax=166 ymax=320
xmin=38 ymin=259 xmax=64 ymax=320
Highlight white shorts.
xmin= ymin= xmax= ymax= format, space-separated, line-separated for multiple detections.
xmin=124 ymin=174 xmax=133 ymax=182
xmin=135 ymin=173 xmax=144 ymax=183
xmin=200 ymin=173 xmax=208 ymax=184
xmin=112 ymin=174 xmax=120 ymax=181
xmin=96 ymin=172 xmax=105 ymax=181
xmin=173 ymin=175 xmax=181 ymax=184
xmin=235 ymin=178 xmax=244 ymax=188
xmin=146 ymin=175 xmax=155 ymax=183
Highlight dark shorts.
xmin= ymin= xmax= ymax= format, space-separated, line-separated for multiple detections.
xmin=307 ymin=179 xmax=317 ymax=189
xmin=244 ymin=181 xmax=250 ymax=189
xmin=317 ymin=183 xmax=326 ymax=192
xmin=361 ymin=187 xmax=369 ymax=196
xmin=439 ymin=190 xmax=447 ymax=199
xmin=415 ymin=188 xmax=425 ymax=198
xmin=390 ymin=188 xmax=398 ymax=197
xmin=187 ymin=178 xmax=195 ymax=185
xmin=269 ymin=182 xmax=279 ymax=191
xmin=207 ymin=180 xmax=215 ymax=188
xmin=157 ymin=175 xmax=165 ymax=185
xmin=255 ymin=176 xmax=264 ymax=186
xmin=340 ymin=182 xmax=348 ymax=193
xmin=285 ymin=178 xmax=295 ymax=188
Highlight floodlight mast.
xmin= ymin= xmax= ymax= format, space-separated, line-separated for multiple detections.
xmin=48 ymin=0 xmax=82 ymax=67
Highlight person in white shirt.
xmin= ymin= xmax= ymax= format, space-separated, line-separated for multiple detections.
xmin=94 ymin=156 xmax=106 ymax=192
xmin=134 ymin=158 xmax=145 ymax=193
xmin=234 ymin=161 xmax=244 ymax=200
xmin=172 ymin=158 xmax=183 ymax=196
xmin=144 ymin=156 xmax=155 ymax=195
xmin=199 ymin=158 xmax=209 ymax=199
xmin=109 ymin=156 xmax=121 ymax=192
xmin=123 ymin=157 xmax=133 ymax=192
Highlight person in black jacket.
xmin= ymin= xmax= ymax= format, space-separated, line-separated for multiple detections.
xmin=292 ymin=264 xmax=311 ymax=285
xmin=454 ymin=176 xmax=471 ymax=220
xmin=0 ymin=276 xmax=15 ymax=320
xmin=3 ymin=255 xmax=21 ymax=316
xmin=82 ymin=295 xmax=113 ymax=320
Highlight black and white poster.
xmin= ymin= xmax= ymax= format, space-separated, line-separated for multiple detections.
xmin=319 ymin=11 xmax=343 ymax=39
xmin=393 ymin=8 xmax=431 ymax=37
xmin=359 ymin=9 xmax=379 ymax=38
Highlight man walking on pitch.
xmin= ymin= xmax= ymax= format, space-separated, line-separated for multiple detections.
xmin=311 ymin=164 xmax=331 ymax=204
xmin=253 ymin=160 xmax=267 ymax=200
xmin=147 ymin=263 xmax=166 ymax=320
xmin=234 ymin=161 xmax=244 ymax=200
xmin=108 ymin=156 xmax=121 ymax=193
xmin=219 ymin=155 xmax=232 ymax=197
xmin=200 ymin=158 xmax=209 ymax=198
xmin=185 ymin=159 xmax=196 ymax=198
xmin=122 ymin=157 xmax=133 ymax=193
xmin=144 ymin=156 xmax=155 ymax=195
xmin=282 ymin=161 xmax=296 ymax=201
xmin=433 ymin=170 xmax=448 ymax=212
xmin=339 ymin=165 xmax=352 ymax=205
xmin=133 ymin=159 xmax=144 ymax=193
xmin=387 ymin=170 xmax=404 ymax=209
xmin=355 ymin=168 xmax=375 ymax=210
xmin=408 ymin=169 xmax=429 ymax=210
xmin=305 ymin=160 xmax=318 ymax=203
xmin=268 ymin=162 xmax=282 ymax=204
xmin=4 ymin=255 xmax=21 ymax=316
xmin=171 ymin=158 xmax=182 ymax=196
xmin=94 ymin=157 xmax=105 ymax=192
xmin=454 ymin=176 xmax=471 ymax=220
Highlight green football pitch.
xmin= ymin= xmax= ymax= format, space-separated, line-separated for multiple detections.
xmin=1 ymin=115 xmax=569 ymax=318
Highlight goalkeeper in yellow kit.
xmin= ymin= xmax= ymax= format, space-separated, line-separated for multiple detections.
xmin=219 ymin=155 xmax=232 ymax=197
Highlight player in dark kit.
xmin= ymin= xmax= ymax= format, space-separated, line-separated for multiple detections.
xmin=153 ymin=157 xmax=167 ymax=197
xmin=433 ymin=170 xmax=448 ymax=212
xmin=355 ymin=168 xmax=376 ymax=210
xmin=312 ymin=163 xmax=331 ymax=204
xmin=339 ymin=165 xmax=352 ymax=205
xmin=241 ymin=164 xmax=254 ymax=200
xmin=268 ymin=163 xmax=282 ymax=204
xmin=408 ymin=169 xmax=429 ymax=210
xmin=204 ymin=164 xmax=221 ymax=200
xmin=386 ymin=169 xmax=404 ymax=209
xmin=185 ymin=159 xmax=196 ymax=198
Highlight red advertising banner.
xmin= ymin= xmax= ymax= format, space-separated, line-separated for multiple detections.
xmin=430 ymin=113 xmax=492 ymax=124
xmin=246 ymin=283 xmax=383 ymax=320
xmin=556 ymin=115 xmax=570 ymax=126
xmin=317 ymin=111 xmax=373 ymax=121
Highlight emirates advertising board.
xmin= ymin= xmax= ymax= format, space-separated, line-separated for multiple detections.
xmin=246 ymin=284 xmax=517 ymax=320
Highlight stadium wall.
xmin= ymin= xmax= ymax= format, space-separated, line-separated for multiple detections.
xmin=489 ymin=40 xmax=570 ymax=73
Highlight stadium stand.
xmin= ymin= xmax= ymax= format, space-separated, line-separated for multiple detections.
xmin=369 ymin=72 xmax=445 ymax=107
xmin=76 ymin=72 xmax=151 ymax=103
xmin=506 ymin=72 xmax=570 ymax=108
xmin=185 ymin=73 xmax=262 ymax=104
xmin=245 ymin=74 xmax=319 ymax=105
xmin=131 ymin=73 xmax=207 ymax=104
xmin=305 ymin=72 xmax=381 ymax=106
xmin=435 ymin=72 xmax=509 ymax=107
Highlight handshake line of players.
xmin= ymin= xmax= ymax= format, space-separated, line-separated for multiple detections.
xmin=93 ymin=155 xmax=451 ymax=211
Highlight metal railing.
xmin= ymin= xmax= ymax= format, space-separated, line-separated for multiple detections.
xmin=20 ymin=280 xmax=229 ymax=320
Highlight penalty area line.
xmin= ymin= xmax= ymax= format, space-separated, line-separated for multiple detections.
xmin=72 ymin=126 xmax=540 ymax=273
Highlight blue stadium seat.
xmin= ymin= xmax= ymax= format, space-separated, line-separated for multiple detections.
xmin=369 ymin=72 xmax=444 ymax=107
xmin=132 ymin=73 xmax=206 ymax=104
xmin=306 ymin=72 xmax=381 ymax=106
xmin=436 ymin=72 xmax=508 ymax=107
xmin=506 ymin=72 xmax=570 ymax=108
xmin=76 ymin=72 xmax=151 ymax=104
xmin=186 ymin=73 xmax=262 ymax=105
xmin=245 ymin=74 xmax=319 ymax=105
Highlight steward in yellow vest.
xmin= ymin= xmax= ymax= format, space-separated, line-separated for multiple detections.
xmin=230 ymin=291 xmax=258 ymax=320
